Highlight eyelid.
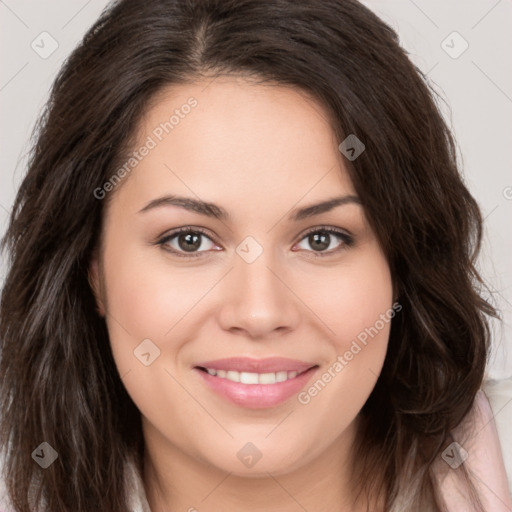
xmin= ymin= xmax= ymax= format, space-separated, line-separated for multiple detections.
xmin=156 ymin=224 xmax=354 ymax=258
xmin=299 ymin=224 xmax=352 ymax=240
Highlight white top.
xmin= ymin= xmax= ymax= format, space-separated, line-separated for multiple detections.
xmin=1 ymin=384 xmax=511 ymax=511
xmin=432 ymin=388 xmax=511 ymax=511
xmin=124 ymin=456 xmax=151 ymax=512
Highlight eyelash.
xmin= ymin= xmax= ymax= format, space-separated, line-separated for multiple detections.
xmin=156 ymin=225 xmax=354 ymax=259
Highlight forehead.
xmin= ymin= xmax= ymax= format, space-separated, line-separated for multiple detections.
xmin=108 ymin=76 xmax=356 ymax=215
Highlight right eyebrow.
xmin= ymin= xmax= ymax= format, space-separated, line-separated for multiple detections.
xmin=138 ymin=195 xmax=229 ymax=220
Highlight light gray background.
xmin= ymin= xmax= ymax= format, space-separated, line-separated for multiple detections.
xmin=1 ymin=0 xmax=511 ymax=378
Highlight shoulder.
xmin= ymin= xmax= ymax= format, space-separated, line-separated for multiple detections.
xmin=483 ymin=377 xmax=512 ymax=496
xmin=433 ymin=383 xmax=512 ymax=511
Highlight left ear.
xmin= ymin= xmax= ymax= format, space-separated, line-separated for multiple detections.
xmin=391 ymin=276 xmax=401 ymax=305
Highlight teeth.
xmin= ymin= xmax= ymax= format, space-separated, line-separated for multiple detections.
xmin=240 ymin=372 xmax=259 ymax=384
xmin=277 ymin=371 xmax=289 ymax=382
xmin=203 ymin=368 xmax=303 ymax=384
xmin=260 ymin=372 xmax=277 ymax=384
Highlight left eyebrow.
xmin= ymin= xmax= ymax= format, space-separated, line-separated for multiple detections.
xmin=289 ymin=195 xmax=362 ymax=221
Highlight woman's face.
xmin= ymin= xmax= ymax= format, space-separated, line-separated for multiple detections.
xmin=90 ymin=76 xmax=394 ymax=477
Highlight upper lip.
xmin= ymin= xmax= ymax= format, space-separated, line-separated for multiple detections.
xmin=195 ymin=357 xmax=317 ymax=374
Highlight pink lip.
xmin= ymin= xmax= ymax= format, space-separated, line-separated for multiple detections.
xmin=193 ymin=358 xmax=319 ymax=409
xmin=195 ymin=357 xmax=316 ymax=373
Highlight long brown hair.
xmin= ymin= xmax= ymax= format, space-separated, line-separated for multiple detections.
xmin=0 ymin=0 xmax=497 ymax=510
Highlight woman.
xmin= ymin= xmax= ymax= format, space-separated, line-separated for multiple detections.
xmin=0 ymin=0 xmax=510 ymax=511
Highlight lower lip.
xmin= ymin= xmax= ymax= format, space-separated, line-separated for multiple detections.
xmin=194 ymin=366 xmax=318 ymax=409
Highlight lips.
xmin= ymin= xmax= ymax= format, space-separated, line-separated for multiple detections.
xmin=193 ymin=357 xmax=319 ymax=409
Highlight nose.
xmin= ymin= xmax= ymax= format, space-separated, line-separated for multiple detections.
xmin=217 ymin=245 xmax=302 ymax=339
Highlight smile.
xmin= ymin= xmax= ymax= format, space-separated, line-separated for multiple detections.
xmin=198 ymin=367 xmax=308 ymax=384
xmin=194 ymin=365 xmax=319 ymax=409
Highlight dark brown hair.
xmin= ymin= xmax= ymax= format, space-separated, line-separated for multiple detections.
xmin=0 ymin=0 xmax=497 ymax=510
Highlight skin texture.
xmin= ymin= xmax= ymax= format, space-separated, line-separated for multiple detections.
xmin=89 ymin=76 xmax=393 ymax=512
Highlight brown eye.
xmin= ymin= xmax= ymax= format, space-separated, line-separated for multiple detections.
xmin=158 ymin=227 xmax=218 ymax=258
xmin=295 ymin=227 xmax=354 ymax=256
xmin=308 ymin=232 xmax=331 ymax=251
xmin=177 ymin=232 xmax=202 ymax=252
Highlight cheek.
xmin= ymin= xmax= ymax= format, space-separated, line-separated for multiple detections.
xmin=100 ymin=242 xmax=197 ymax=421
xmin=99 ymin=233 xmax=191 ymax=380
xmin=294 ymin=254 xmax=393 ymax=435
xmin=301 ymin=249 xmax=393 ymax=408
xmin=103 ymin=242 xmax=197 ymax=340
xmin=309 ymin=251 xmax=394 ymax=352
